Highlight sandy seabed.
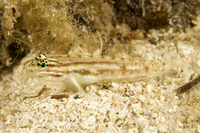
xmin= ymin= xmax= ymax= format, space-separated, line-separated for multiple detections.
xmin=1 ymin=27 xmax=200 ymax=132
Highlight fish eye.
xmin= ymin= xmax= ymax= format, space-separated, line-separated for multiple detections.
xmin=40 ymin=62 xmax=47 ymax=68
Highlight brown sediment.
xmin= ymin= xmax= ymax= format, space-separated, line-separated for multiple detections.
xmin=51 ymin=94 xmax=69 ymax=99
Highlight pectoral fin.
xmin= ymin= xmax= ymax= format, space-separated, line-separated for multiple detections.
xmin=67 ymin=73 xmax=86 ymax=94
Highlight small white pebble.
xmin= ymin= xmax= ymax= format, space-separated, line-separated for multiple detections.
xmin=152 ymin=113 xmax=157 ymax=118
xmin=39 ymin=103 xmax=48 ymax=109
xmin=161 ymin=116 xmax=166 ymax=123
xmin=82 ymin=115 xmax=96 ymax=130
xmin=109 ymin=109 xmax=117 ymax=121
xmin=118 ymin=108 xmax=128 ymax=119
xmin=160 ymin=96 xmax=165 ymax=102
xmin=177 ymin=42 xmax=194 ymax=55
xmin=128 ymin=129 xmax=134 ymax=133
xmin=49 ymin=109 xmax=56 ymax=114
xmin=177 ymin=121 xmax=183 ymax=128
xmin=149 ymin=128 xmax=157 ymax=133
xmin=146 ymin=84 xmax=152 ymax=93
xmin=198 ymin=125 xmax=200 ymax=132
xmin=75 ymin=99 xmax=83 ymax=104
xmin=166 ymin=108 xmax=173 ymax=114
xmin=183 ymin=49 xmax=192 ymax=55
xmin=139 ymin=95 xmax=146 ymax=101
xmin=53 ymin=121 xmax=66 ymax=127
xmin=69 ymin=113 xmax=77 ymax=121
xmin=5 ymin=119 xmax=12 ymax=124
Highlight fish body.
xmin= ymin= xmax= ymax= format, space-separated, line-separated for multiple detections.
xmin=27 ymin=54 xmax=168 ymax=93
